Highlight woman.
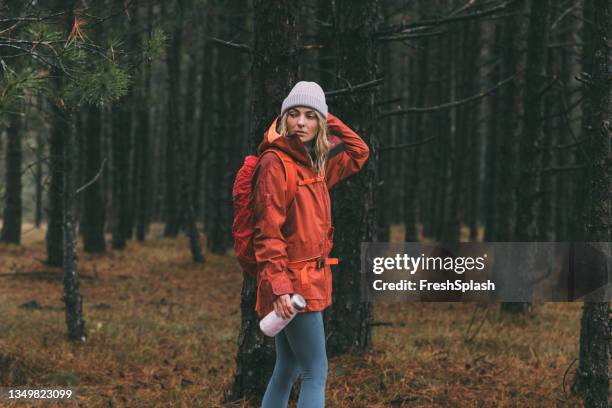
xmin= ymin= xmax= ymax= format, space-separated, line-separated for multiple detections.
xmin=253 ymin=81 xmax=369 ymax=407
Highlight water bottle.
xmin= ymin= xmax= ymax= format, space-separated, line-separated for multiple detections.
xmin=259 ymin=294 xmax=307 ymax=337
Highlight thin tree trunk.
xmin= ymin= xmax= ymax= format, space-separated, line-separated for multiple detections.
xmin=466 ymin=21 xmax=481 ymax=242
xmin=82 ymin=104 xmax=106 ymax=253
xmin=62 ymin=107 xmax=86 ymax=342
xmin=34 ymin=104 xmax=44 ymax=229
xmin=162 ymin=0 xmax=182 ymax=238
xmin=503 ymin=0 xmax=551 ymax=315
xmin=208 ymin=18 xmax=230 ymax=255
xmin=377 ymin=28 xmax=391 ymax=243
xmin=442 ymin=23 xmax=464 ymax=243
xmin=404 ymin=31 xmax=428 ymax=242
xmin=536 ymin=43 xmax=554 ymax=241
xmin=193 ymin=37 xmax=210 ymax=220
xmin=484 ymin=22 xmax=501 ymax=241
xmin=46 ymin=99 xmax=66 ymax=267
xmin=52 ymin=0 xmax=86 ymax=341
xmin=494 ymin=0 xmax=524 ymax=242
xmin=435 ymin=29 xmax=452 ymax=241
xmin=572 ymin=0 xmax=611 ymax=404
xmin=136 ymin=3 xmax=152 ymax=242
xmin=1 ymin=114 xmax=23 ymax=244
xmin=111 ymin=103 xmax=130 ymax=250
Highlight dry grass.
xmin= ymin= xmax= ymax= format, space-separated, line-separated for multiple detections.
xmin=0 ymin=224 xmax=592 ymax=407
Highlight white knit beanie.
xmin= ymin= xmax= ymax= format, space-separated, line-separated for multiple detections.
xmin=281 ymin=81 xmax=328 ymax=118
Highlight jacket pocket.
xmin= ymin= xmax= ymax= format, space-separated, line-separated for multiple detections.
xmin=287 ymin=260 xmax=326 ymax=300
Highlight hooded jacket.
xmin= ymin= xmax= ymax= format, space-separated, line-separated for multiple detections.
xmin=253 ymin=112 xmax=370 ymax=318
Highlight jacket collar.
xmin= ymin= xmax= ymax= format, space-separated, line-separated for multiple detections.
xmin=257 ymin=116 xmax=315 ymax=167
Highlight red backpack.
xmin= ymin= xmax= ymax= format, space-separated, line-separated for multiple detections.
xmin=232 ymin=149 xmax=297 ymax=278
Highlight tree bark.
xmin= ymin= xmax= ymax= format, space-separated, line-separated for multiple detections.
xmin=433 ymin=29 xmax=451 ymax=241
xmin=503 ymin=0 xmax=551 ymax=315
xmin=325 ymin=0 xmax=379 ymax=357
xmin=136 ymin=1 xmax=153 ymax=242
xmin=228 ymin=0 xmax=299 ymax=403
xmin=162 ymin=0 xmax=182 ymax=238
xmin=466 ymin=23 xmax=482 ymax=242
xmin=110 ymin=102 xmax=131 ymax=250
xmin=484 ymin=22 xmax=502 ymax=241
xmin=62 ymin=107 xmax=86 ymax=342
xmin=207 ymin=13 xmax=231 ymax=255
xmin=572 ymin=0 xmax=611 ymax=405
xmin=46 ymin=99 xmax=66 ymax=267
xmin=82 ymin=104 xmax=106 ymax=253
xmin=34 ymin=101 xmax=44 ymax=229
xmin=404 ymin=31 xmax=428 ymax=242
xmin=494 ymin=0 xmax=524 ymax=242
xmin=53 ymin=0 xmax=86 ymax=341
xmin=1 ymin=114 xmax=23 ymax=244
xmin=441 ymin=23 xmax=463 ymax=243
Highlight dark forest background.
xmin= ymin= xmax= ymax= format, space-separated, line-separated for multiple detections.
xmin=0 ymin=0 xmax=610 ymax=406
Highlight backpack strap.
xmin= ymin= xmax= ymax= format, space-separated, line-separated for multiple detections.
xmin=259 ymin=148 xmax=298 ymax=209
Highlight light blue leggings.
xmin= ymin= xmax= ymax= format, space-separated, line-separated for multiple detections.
xmin=262 ymin=311 xmax=328 ymax=408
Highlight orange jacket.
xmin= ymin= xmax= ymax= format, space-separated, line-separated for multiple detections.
xmin=253 ymin=112 xmax=370 ymax=318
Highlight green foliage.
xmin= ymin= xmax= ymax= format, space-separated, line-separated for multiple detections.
xmin=0 ymin=68 xmax=45 ymax=123
xmin=63 ymin=62 xmax=131 ymax=107
xmin=0 ymin=7 xmax=158 ymax=111
xmin=25 ymin=22 xmax=63 ymax=44
xmin=144 ymin=28 xmax=167 ymax=61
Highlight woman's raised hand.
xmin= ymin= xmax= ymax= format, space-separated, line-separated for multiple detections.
xmin=273 ymin=294 xmax=296 ymax=320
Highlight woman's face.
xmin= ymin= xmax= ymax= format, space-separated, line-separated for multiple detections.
xmin=286 ymin=106 xmax=318 ymax=144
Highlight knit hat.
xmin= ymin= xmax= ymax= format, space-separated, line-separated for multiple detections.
xmin=281 ymin=81 xmax=328 ymax=118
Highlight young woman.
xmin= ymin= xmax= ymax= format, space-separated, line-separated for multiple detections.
xmin=253 ymin=81 xmax=369 ymax=407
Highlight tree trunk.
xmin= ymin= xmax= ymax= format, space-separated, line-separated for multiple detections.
xmin=35 ymin=103 xmax=44 ymax=229
xmin=434 ymin=29 xmax=451 ymax=241
xmin=536 ymin=43 xmax=554 ymax=241
xmin=572 ymin=0 xmax=611 ymax=405
xmin=441 ymin=23 xmax=464 ymax=243
xmin=466 ymin=21 xmax=481 ymax=242
xmin=404 ymin=32 xmax=428 ymax=242
xmin=228 ymin=0 xmax=299 ymax=402
xmin=46 ymin=98 xmax=66 ymax=267
xmin=111 ymin=102 xmax=131 ymax=250
xmin=484 ymin=22 xmax=501 ymax=241
xmin=494 ymin=0 xmax=523 ymax=242
xmin=207 ymin=16 xmax=231 ymax=255
xmin=377 ymin=25 xmax=391 ymax=243
xmin=62 ymin=107 xmax=86 ymax=342
xmin=82 ymin=104 xmax=106 ymax=253
xmin=503 ymin=0 xmax=551 ymax=315
xmin=1 ymin=114 xmax=23 ymax=244
xmin=52 ymin=0 xmax=86 ymax=341
xmin=324 ymin=0 xmax=379 ymax=357
xmin=162 ymin=0 xmax=182 ymax=238
xmin=136 ymin=1 xmax=153 ymax=242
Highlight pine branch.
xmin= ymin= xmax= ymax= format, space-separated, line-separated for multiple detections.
xmin=325 ymin=78 xmax=384 ymax=97
xmin=541 ymin=165 xmax=587 ymax=173
xmin=380 ymin=136 xmax=436 ymax=152
xmin=76 ymin=158 xmax=107 ymax=194
xmin=378 ymin=75 xmax=515 ymax=117
xmin=376 ymin=0 xmax=520 ymax=37
xmin=208 ymin=36 xmax=251 ymax=54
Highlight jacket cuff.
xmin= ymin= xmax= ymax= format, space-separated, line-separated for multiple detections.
xmin=269 ymin=274 xmax=294 ymax=296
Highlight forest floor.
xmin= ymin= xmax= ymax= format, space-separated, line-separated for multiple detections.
xmin=0 ymin=224 xmax=592 ymax=407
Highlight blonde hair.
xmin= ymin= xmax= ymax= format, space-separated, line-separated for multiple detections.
xmin=278 ymin=110 xmax=331 ymax=176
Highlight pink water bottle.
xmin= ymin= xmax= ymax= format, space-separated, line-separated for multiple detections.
xmin=259 ymin=294 xmax=307 ymax=337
